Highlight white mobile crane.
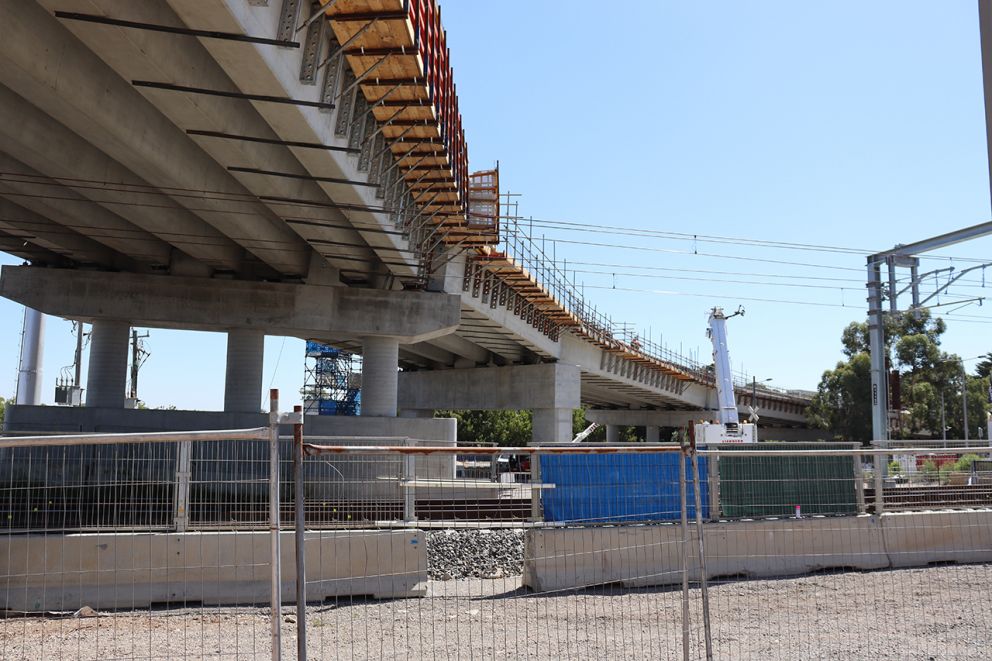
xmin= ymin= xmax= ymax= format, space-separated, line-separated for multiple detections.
xmin=694 ymin=306 xmax=756 ymax=444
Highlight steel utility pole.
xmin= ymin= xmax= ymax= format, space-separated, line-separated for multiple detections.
xmin=73 ymin=321 xmax=84 ymax=387
xmin=129 ymin=329 xmax=150 ymax=401
xmin=962 ymin=362 xmax=970 ymax=442
xmin=941 ymin=391 xmax=947 ymax=445
xmin=866 ymin=223 xmax=992 ymax=442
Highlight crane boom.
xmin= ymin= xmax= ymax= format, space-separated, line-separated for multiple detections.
xmin=695 ymin=306 xmax=755 ymax=444
xmin=708 ymin=308 xmax=740 ymax=428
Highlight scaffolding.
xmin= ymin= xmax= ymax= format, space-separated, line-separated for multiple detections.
xmin=303 ymin=341 xmax=362 ymax=416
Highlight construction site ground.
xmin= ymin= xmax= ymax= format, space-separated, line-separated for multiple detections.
xmin=2 ymin=564 xmax=989 ymax=660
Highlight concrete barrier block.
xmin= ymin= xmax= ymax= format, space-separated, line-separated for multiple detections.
xmin=703 ymin=515 xmax=888 ymax=580
xmin=523 ymin=525 xmax=685 ymax=593
xmin=0 ymin=529 xmax=426 ymax=612
xmin=881 ymin=510 xmax=992 ymax=568
xmin=523 ymin=516 xmax=889 ymax=593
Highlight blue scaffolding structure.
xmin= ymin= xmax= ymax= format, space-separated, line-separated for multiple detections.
xmin=303 ymin=341 xmax=361 ymax=416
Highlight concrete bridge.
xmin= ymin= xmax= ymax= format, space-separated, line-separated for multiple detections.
xmin=0 ymin=0 xmax=814 ymax=441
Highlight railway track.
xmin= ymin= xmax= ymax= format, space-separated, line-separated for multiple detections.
xmin=865 ymin=484 xmax=992 ymax=511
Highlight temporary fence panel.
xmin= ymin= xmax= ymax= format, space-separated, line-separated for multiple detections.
xmin=539 ymin=450 xmax=708 ymax=523
xmin=8 ymin=434 xmax=992 ymax=660
xmin=295 ymin=441 xmax=697 ymax=660
xmin=696 ymin=445 xmax=992 ymax=660
xmin=714 ymin=442 xmax=860 ymax=518
xmin=0 ymin=415 xmax=290 ymax=660
xmin=289 ymin=442 xmax=992 ymax=660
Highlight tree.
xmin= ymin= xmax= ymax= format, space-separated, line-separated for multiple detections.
xmin=435 ymin=407 xmax=599 ymax=446
xmin=807 ymin=310 xmax=984 ymax=441
xmin=807 ymin=352 xmax=872 ymax=442
xmin=0 ymin=396 xmax=6 ymax=428
xmin=435 ymin=409 xmax=533 ymax=447
xmin=976 ymin=353 xmax=992 ymax=379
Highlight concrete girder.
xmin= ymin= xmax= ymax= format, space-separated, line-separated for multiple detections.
xmin=448 ymin=256 xmax=561 ymax=359
xmin=430 ymin=333 xmax=491 ymax=365
xmin=579 ymin=380 xmax=661 ymax=409
xmin=165 ymin=0 xmax=423 ymax=280
xmin=0 ymin=157 xmax=173 ymax=266
xmin=0 ymin=84 xmax=246 ymax=272
xmin=0 ymin=265 xmax=461 ymax=344
xmin=0 ymin=197 xmax=126 ymax=267
xmin=402 ymin=342 xmax=457 ymax=368
xmin=37 ymin=0 xmax=394 ymax=281
xmin=585 ymin=409 xmax=711 ymax=428
xmin=397 ymin=363 xmax=581 ymax=412
xmin=584 ymin=404 xmax=807 ymax=429
xmin=0 ymin=0 xmax=311 ymax=276
xmin=0 ymin=229 xmax=66 ymax=265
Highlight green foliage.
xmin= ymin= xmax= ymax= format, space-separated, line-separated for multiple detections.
xmin=808 ymin=310 xmax=989 ymax=441
xmin=938 ymin=462 xmax=956 ymax=485
xmin=434 ymin=407 xmax=607 ymax=446
xmin=953 ymin=453 xmax=981 ymax=472
xmin=976 ymin=353 xmax=992 ymax=379
xmin=922 ymin=459 xmax=938 ymax=482
xmin=0 ymin=396 xmax=6 ymax=427
xmin=806 ymin=352 xmax=872 ymax=442
xmin=435 ymin=409 xmax=533 ymax=447
xmin=887 ymin=460 xmax=901 ymax=475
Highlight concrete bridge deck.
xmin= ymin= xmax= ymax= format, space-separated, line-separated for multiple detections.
xmin=0 ymin=0 xmax=813 ymax=440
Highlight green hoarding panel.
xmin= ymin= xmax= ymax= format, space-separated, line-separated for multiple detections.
xmin=715 ymin=443 xmax=859 ymax=518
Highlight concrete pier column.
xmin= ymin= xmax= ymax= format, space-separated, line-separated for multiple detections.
xmin=606 ymin=424 xmax=620 ymax=443
xmin=15 ymin=307 xmax=45 ymax=405
xmin=646 ymin=426 xmax=660 ymax=443
xmin=362 ymin=336 xmax=399 ymax=417
xmin=532 ymin=408 xmax=573 ymax=444
xmin=86 ymin=320 xmax=130 ymax=408
xmin=224 ymin=330 xmax=265 ymax=413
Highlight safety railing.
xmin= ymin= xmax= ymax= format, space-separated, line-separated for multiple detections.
xmin=0 ymin=390 xmax=300 ymax=661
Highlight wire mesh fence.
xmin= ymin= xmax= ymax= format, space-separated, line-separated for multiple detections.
xmin=4 ymin=429 xmax=992 ymax=659
xmin=294 ymin=440 xmax=992 ymax=660
xmin=0 ymin=417 xmax=290 ymax=660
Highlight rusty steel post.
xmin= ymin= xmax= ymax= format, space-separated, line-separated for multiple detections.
xmin=293 ymin=404 xmax=307 ymax=661
xmin=268 ymin=389 xmax=282 ymax=661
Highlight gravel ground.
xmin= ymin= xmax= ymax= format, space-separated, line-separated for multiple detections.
xmin=426 ymin=529 xmax=523 ymax=580
xmin=2 ymin=564 xmax=991 ymax=660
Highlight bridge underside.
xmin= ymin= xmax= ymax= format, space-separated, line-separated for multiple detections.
xmin=0 ymin=0 xmax=814 ymax=439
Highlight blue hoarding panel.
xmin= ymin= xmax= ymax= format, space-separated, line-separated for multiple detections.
xmin=540 ymin=453 xmax=708 ymax=523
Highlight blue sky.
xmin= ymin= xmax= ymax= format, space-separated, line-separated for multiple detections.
xmin=2 ymin=1 xmax=991 ymax=409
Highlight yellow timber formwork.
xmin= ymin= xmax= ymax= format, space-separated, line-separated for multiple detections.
xmin=321 ymin=1 xmax=704 ymax=385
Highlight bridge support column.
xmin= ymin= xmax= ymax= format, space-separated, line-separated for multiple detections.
xmin=86 ymin=320 xmax=129 ymax=408
xmin=224 ymin=330 xmax=264 ymax=413
xmin=646 ymin=426 xmax=660 ymax=443
xmin=532 ymin=408 xmax=573 ymax=444
xmin=362 ymin=336 xmax=399 ymax=417
xmin=15 ymin=306 xmax=45 ymax=406
xmin=606 ymin=425 xmax=620 ymax=443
